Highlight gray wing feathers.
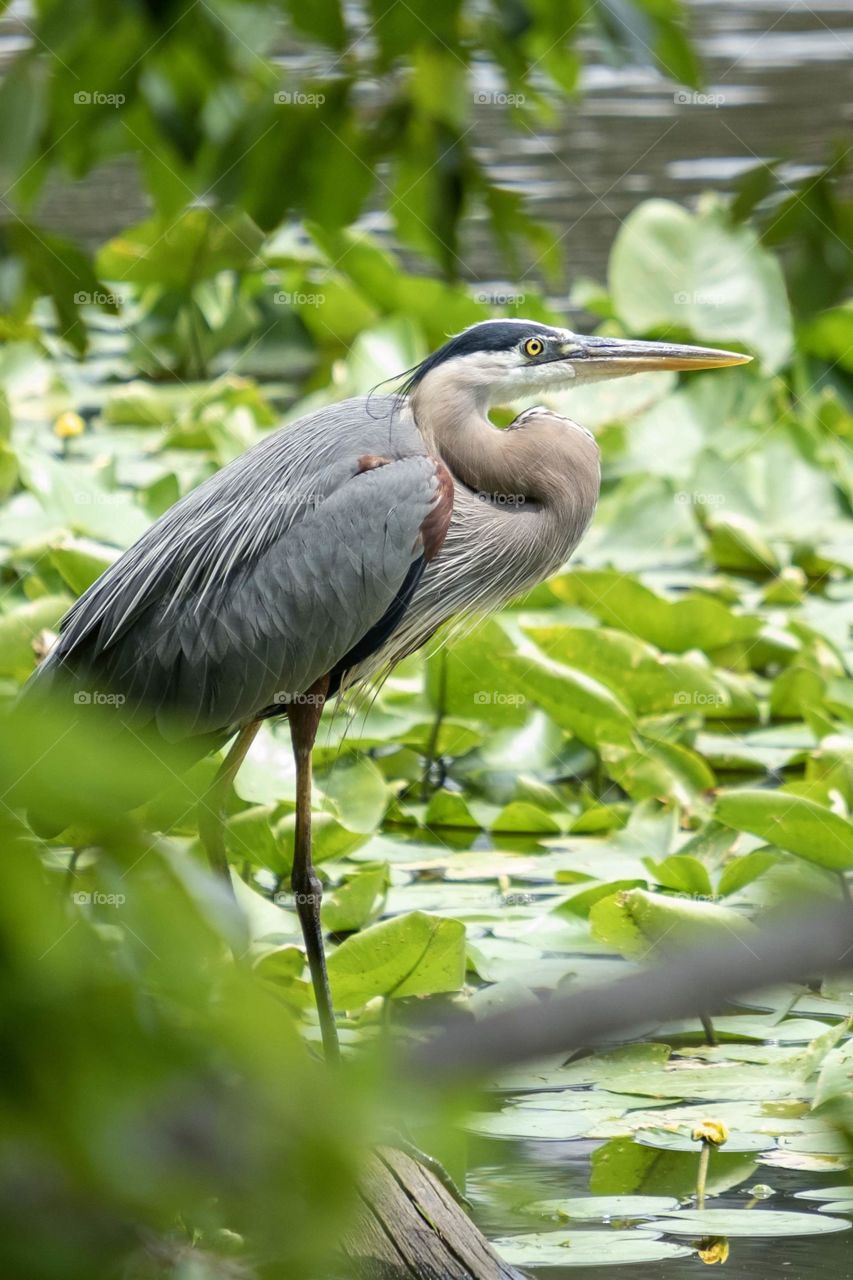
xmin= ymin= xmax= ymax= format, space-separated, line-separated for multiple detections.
xmin=38 ymin=397 xmax=438 ymax=735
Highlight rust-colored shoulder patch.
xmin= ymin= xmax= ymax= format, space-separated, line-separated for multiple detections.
xmin=356 ymin=454 xmax=393 ymax=472
xmin=419 ymin=458 xmax=454 ymax=562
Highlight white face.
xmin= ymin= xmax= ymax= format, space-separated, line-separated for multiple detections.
xmin=441 ymin=328 xmax=586 ymax=403
xmin=427 ymin=320 xmax=751 ymax=407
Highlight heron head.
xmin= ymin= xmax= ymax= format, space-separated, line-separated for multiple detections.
xmin=404 ymin=319 xmax=751 ymax=405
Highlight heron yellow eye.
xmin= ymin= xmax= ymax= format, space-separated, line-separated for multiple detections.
xmin=523 ymin=337 xmax=544 ymax=358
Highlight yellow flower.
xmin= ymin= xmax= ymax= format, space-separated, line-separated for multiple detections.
xmin=54 ymin=411 xmax=85 ymax=440
xmin=692 ymin=1119 xmax=729 ymax=1147
xmin=697 ymin=1237 xmax=730 ymax=1265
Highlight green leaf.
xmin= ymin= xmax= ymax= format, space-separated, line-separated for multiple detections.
xmin=0 ymin=595 xmax=71 ymax=680
xmin=497 ymin=644 xmax=635 ymax=748
xmin=550 ymin=570 xmax=758 ymax=655
xmin=327 ymin=910 xmax=465 ymax=1007
xmin=591 ymin=1136 xmax=758 ymax=1199
xmin=97 ymin=209 xmax=264 ymax=285
xmin=717 ymin=849 xmax=780 ymax=896
xmin=492 ymin=1229 xmax=692 ymax=1268
xmin=523 ymin=1195 xmax=680 ymax=1222
xmin=491 ymin=801 xmax=562 ymax=835
xmin=609 ymin=198 xmax=793 ymax=371
xmin=658 ymin=1209 xmax=850 ymax=1236
xmin=633 ymin=1125 xmax=771 ymax=1153
xmin=706 ymin=513 xmax=781 ymax=576
xmin=644 ymin=855 xmax=713 ymax=898
xmin=424 ymin=789 xmax=481 ymax=829
xmin=716 ymin=790 xmax=853 ymax=870
xmin=48 ymin=537 xmax=118 ymax=594
xmin=317 ymin=755 xmax=391 ymax=833
xmin=591 ymin=887 xmax=757 ymax=961
xmin=813 ymin=1038 xmax=853 ymax=1111
xmin=321 ymin=863 xmax=389 ymax=933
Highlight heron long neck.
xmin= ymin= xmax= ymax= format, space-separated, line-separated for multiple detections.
xmin=409 ymin=376 xmax=588 ymax=517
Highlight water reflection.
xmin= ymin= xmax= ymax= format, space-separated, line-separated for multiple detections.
xmin=1 ymin=1 xmax=850 ymax=286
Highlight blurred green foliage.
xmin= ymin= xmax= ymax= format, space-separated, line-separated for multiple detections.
xmin=0 ymin=0 xmax=703 ymax=351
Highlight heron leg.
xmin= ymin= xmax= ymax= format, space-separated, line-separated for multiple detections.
xmin=199 ymin=720 xmax=261 ymax=892
xmin=288 ymin=677 xmax=339 ymax=1062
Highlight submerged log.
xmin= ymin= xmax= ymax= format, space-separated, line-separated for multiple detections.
xmin=342 ymin=1145 xmax=526 ymax=1280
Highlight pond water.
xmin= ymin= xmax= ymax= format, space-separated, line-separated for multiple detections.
xmin=469 ymin=1149 xmax=853 ymax=1278
xmin=2 ymin=0 xmax=851 ymax=287
xmin=467 ymin=0 xmax=853 ymax=287
xmin=361 ymin=815 xmax=853 ymax=1280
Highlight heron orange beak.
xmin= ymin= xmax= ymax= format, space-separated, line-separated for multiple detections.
xmin=566 ymin=335 xmax=752 ymax=375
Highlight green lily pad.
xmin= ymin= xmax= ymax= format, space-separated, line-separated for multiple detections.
xmin=657 ymin=1208 xmax=850 ymax=1236
xmin=524 ymin=1195 xmax=680 ymax=1221
xmin=493 ymin=1228 xmax=693 ymax=1268
xmin=716 ymin=790 xmax=853 ymax=871
xmin=592 ymin=1137 xmax=758 ymax=1199
xmin=327 ymin=910 xmax=465 ymax=1008
xmin=634 ymin=1128 xmax=773 ymax=1153
xmin=795 ymin=1185 xmax=853 ymax=1203
xmin=467 ymin=1105 xmax=630 ymax=1141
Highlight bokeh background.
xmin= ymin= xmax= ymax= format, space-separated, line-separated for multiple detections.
xmin=0 ymin=2 xmax=851 ymax=1279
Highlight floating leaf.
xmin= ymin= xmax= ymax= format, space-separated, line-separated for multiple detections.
xmin=327 ymin=910 xmax=465 ymax=1007
xmin=524 ymin=1195 xmax=680 ymax=1222
xmin=493 ymin=1228 xmax=693 ymax=1268
xmin=716 ymin=790 xmax=853 ymax=870
xmin=322 ymin=862 xmax=389 ymax=933
xmin=590 ymin=887 xmax=757 ymax=961
xmin=657 ymin=1208 xmax=850 ymax=1236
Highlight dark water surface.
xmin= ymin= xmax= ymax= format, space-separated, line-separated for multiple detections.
xmin=468 ymin=1138 xmax=853 ymax=1279
xmin=2 ymin=0 xmax=851 ymax=287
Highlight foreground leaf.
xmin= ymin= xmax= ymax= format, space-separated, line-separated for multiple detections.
xmin=327 ymin=910 xmax=465 ymax=1007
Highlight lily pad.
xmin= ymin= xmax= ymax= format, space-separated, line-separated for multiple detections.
xmin=467 ymin=1104 xmax=630 ymax=1141
xmin=327 ymin=910 xmax=465 ymax=1007
xmin=634 ymin=1127 xmax=773 ymax=1153
xmin=493 ymin=1228 xmax=693 ymax=1268
xmin=523 ymin=1195 xmax=680 ymax=1222
xmin=657 ymin=1208 xmax=850 ymax=1236
xmin=795 ymin=1185 xmax=853 ymax=1203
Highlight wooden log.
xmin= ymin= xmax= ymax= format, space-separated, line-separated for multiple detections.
xmin=341 ymin=1145 xmax=526 ymax=1280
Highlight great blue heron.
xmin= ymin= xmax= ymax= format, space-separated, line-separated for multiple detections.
xmin=30 ymin=320 xmax=750 ymax=1058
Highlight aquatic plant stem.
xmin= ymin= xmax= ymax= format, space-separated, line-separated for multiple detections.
xmin=696 ymin=1141 xmax=710 ymax=1210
